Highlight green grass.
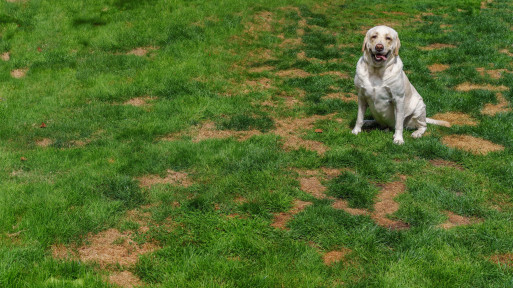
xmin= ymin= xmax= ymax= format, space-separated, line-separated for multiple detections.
xmin=1 ymin=0 xmax=513 ymax=287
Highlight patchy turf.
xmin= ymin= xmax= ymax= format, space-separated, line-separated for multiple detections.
xmin=1 ymin=0 xmax=513 ymax=287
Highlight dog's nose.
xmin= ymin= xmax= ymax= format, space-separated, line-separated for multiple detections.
xmin=375 ymin=44 xmax=384 ymax=52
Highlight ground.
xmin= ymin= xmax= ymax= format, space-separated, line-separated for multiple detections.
xmin=1 ymin=0 xmax=513 ymax=287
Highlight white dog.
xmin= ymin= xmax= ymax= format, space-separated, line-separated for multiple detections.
xmin=352 ymin=25 xmax=449 ymax=145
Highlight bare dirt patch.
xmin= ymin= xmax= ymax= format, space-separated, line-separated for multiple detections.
xmin=108 ymin=271 xmax=143 ymax=288
xmin=428 ymin=63 xmax=450 ymax=73
xmin=246 ymin=48 xmax=276 ymax=63
xmin=36 ymin=138 xmax=53 ymax=147
xmin=372 ymin=177 xmax=409 ymax=230
xmin=499 ymin=49 xmax=513 ymax=57
xmin=126 ymin=46 xmax=159 ymax=56
xmin=455 ymin=83 xmax=508 ymax=92
xmin=429 ymin=159 xmax=464 ymax=171
xmin=279 ymin=38 xmax=304 ymax=49
xmin=275 ymin=115 xmax=334 ymax=155
xmin=419 ymin=43 xmax=456 ymax=51
xmin=489 ymin=253 xmax=513 ymax=266
xmin=248 ymin=66 xmax=275 ymax=73
xmin=476 ymin=67 xmax=508 ymax=80
xmin=439 ymin=211 xmax=482 ymax=229
xmin=123 ymin=96 xmax=154 ymax=107
xmin=271 ymin=199 xmax=313 ymax=230
xmin=332 ymin=200 xmax=369 ymax=216
xmin=319 ymin=71 xmax=350 ymax=79
xmin=431 ymin=112 xmax=478 ymax=126
xmin=1 ymin=52 xmax=9 ymax=61
xmin=300 ymin=177 xmax=327 ymax=199
xmin=244 ymin=77 xmax=273 ymax=92
xmin=137 ymin=169 xmax=192 ymax=188
xmin=442 ymin=135 xmax=504 ymax=155
xmin=77 ymin=228 xmax=157 ymax=267
xmin=323 ymin=248 xmax=352 ymax=266
xmin=481 ymin=92 xmax=511 ymax=116
xmin=275 ymin=68 xmax=311 ymax=78
xmin=325 ymin=92 xmax=358 ymax=102
xmin=481 ymin=0 xmax=493 ymax=9
xmin=193 ymin=121 xmax=262 ymax=142
xmin=10 ymin=68 xmax=28 ymax=79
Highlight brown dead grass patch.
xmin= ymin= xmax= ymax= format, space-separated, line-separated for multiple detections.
xmin=319 ymin=71 xmax=350 ymax=79
xmin=419 ymin=43 xmax=457 ymax=51
xmin=481 ymin=92 xmax=511 ymax=116
xmin=323 ymin=248 xmax=352 ymax=266
xmin=455 ymin=83 xmax=508 ymax=92
xmin=442 ymin=135 xmax=504 ymax=155
xmin=123 ymin=96 xmax=154 ymax=107
xmin=126 ymin=46 xmax=159 ymax=56
xmin=372 ymin=177 xmax=409 ymax=230
xmin=246 ymin=49 xmax=276 ymax=63
xmin=476 ymin=67 xmax=508 ymax=79
xmin=193 ymin=121 xmax=262 ymax=142
xmin=248 ymin=66 xmax=275 ymax=73
xmin=431 ymin=112 xmax=478 ymax=126
xmin=439 ymin=211 xmax=482 ymax=229
xmin=499 ymin=49 xmax=513 ymax=57
xmin=10 ymin=68 xmax=28 ymax=79
xmin=481 ymin=0 xmax=493 ymax=9
xmin=36 ymin=138 xmax=53 ymax=147
xmin=271 ymin=199 xmax=313 ymax=230
xmin=429 ymin=159 xmax=464 ymax=171
xmin=108 ymin=271 xmax=142 ymax=288
xmin=300 ymin=177 xmax=327 ymax=199
xmin=332 ymin=200 xmax=369 ymax=216
xmin=137 ymin=169 xmax=192 ymax=188
xmin=325 ymin=92 xmax=358 ymax=102
xmin=428 ymin=63 xmax=450 ymax=73
xmin=1 ymin=52 xmax=9 ymax=61
xmin=489 ymin=253 xmax=513 ymax=266
xmin=275 ymin=68 xmax=311 ymax=78
xmin=279 ymin=38 xmax=304 ymax=49
xmin=275 ymin=114 xmax=334 ymax=154
xmin=244 ymin=77 xmax=273 ymax=92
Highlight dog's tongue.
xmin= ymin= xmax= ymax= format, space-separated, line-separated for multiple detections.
xmin=375 ymin=54 xmax=387 ymax=61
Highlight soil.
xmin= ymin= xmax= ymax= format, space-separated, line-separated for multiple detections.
xmin=323 ymin=248 xmax=352 ymax=266
xmin=248 ymin=66 xmax=275 ymax=73
xmin=123 ymin=96 xmax=153 ymax=107
xmin=300 ymin=177 xmax=327 ymax=199
xmin=439 ymin=211 xmax=481 ymax=229
xmin=36 ymin=138 xmax=53 ymax=147
xmin=419 ymin=43 xmax=456 ymax=51
xmin=319 ymin=71 xmax=350 ymax=78
xmin=10 ymin=68 xmax=28 ymax=79
xmin=442 ymin=135 xmax=504 ymax=155
xmin=332 ymin=200 xmax=369 ymax=216
xmin=275 ymin=68 xmax=311 ymax=78
xmin=475 ymin=67 xmax=507 ymax=79
xmin=244 ymin=78 xmax=273 ymax=92
xmin=431 ymin=112 xmax=478 ymax=126
xmin=489 ymin=253 xmax=513 ymax=266
xmin=455 ymin=83 xmax=508 ymax=92
xmin=372 ymin=177 xmax=409 ymax=230
xmin=481 ymin=92 xmax=511 ymax=116
xmin=325 ymin=92 xmax=358 ymax=102
xmin=428 ymin=64 xmax=450 ymax=73
xmin=429 ymin=159 xmax=464 ymax=171
xmin=126 ymin=46 xmax=159 ymax=56
xmin=271 ymin=200 xmax=312 ymax=230
xmin=137 ymin=169 xmax=192 ymax=188
xmin=108 ymin=271 xmax=143 ymax=288
xmin=1 ymin=52 xmax=9 ymax=61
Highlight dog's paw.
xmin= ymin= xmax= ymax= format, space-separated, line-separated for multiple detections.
xmin=352 ymin=127 xmax=361 ymax=135
xmin=411 ymin=130 xmax=423 ymax=139
xmin=393 ymin=137 xmax=405 ymax=145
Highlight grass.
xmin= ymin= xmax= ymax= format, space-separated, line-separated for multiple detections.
xmin=1 ymin=0 xmax=513 ymax=287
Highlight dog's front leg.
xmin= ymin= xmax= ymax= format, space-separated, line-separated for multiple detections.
xmin=386 ymin=86 xmax=405 ymax=145
xmin=352 ymin=89 xmax=367 ymax=135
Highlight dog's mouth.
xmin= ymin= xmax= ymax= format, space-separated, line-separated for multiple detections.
xmin=370 ymin=50 xmax=390 ymax=62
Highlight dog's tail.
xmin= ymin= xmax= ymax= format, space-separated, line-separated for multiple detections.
xmin=426 ymin=118 xmax=451 ymax=127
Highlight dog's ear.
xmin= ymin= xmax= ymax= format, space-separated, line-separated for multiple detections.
xmin=361 ymin=33 xmax=369 ymax=53
xmin=394 ymin=35 xmax=401 ymax=56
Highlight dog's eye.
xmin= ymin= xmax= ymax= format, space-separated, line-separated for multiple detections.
xmin=371 ymin=35 xmax=377 ymax=39
xmin=386 ymin=37 xmax=392 ymax=41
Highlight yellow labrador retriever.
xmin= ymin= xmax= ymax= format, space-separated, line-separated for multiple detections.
xmin=352 ymin=25 xmax=449 ymax=144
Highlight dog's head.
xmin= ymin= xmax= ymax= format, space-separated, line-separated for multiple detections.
xmin=361 ymin=25 xmax=400 ymax=66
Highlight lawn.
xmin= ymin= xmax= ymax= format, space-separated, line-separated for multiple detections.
xmin=1 ymin=0 xmax=513 ymax=287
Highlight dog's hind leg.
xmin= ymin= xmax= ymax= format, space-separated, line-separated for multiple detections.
xmin=410 ymin=105 xmax=427 ymax=139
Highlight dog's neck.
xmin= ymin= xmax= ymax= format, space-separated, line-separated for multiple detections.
xmin=360 ymin=54 xmax=402 ymax=82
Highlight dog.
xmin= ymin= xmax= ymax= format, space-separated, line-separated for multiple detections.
xmin=351 ymin=25 xmax=449 ymax=145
